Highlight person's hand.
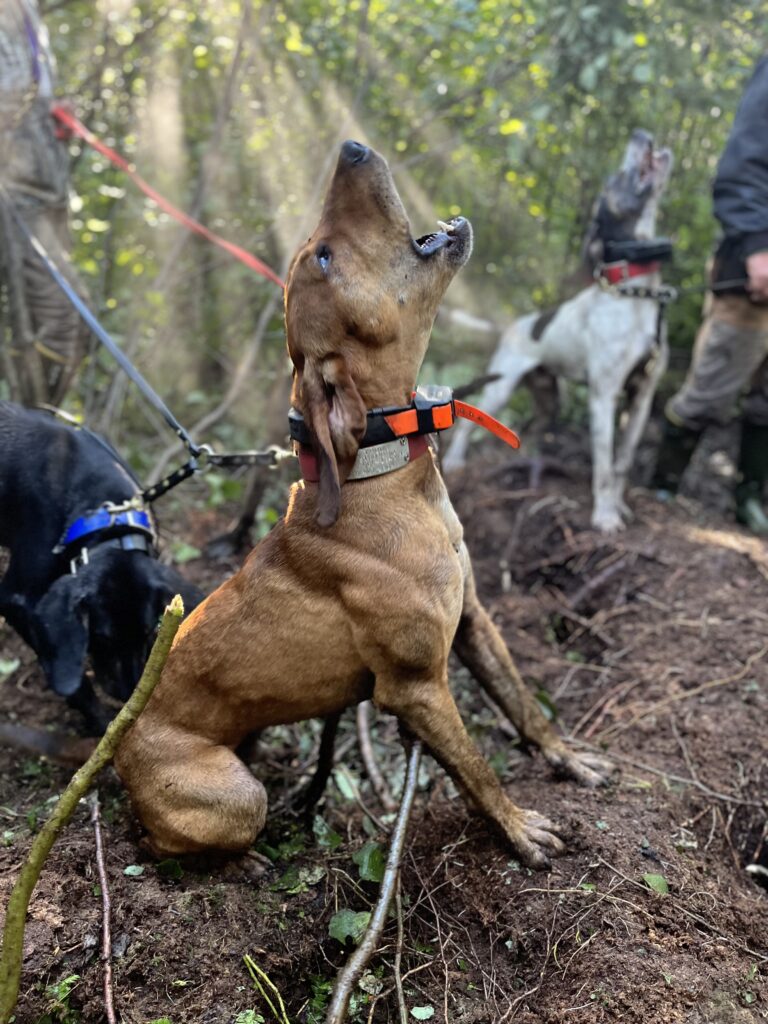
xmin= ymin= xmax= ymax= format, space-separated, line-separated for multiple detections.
xmin=746 ymin=250 xmax=768 ymax=301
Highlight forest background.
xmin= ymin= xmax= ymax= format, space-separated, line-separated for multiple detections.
xmin=35 ymin=0 xmax=768 ymax=495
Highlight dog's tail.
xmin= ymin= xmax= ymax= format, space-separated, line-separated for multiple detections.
xmin=0 ymin=721 xmax=96 ymax=766
xmin=438 ymin=307 xmax=499 ymax=335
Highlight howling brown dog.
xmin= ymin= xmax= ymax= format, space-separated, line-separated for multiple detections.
xmin=115 ymin=141 xmax=610 ymax=869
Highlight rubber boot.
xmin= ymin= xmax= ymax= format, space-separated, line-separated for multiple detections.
xmin=650 ymin=418 xmax=702 ymax=496
xmin=735 ymin=421 xmax=768 ymax=535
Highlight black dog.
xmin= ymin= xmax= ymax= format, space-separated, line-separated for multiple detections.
xmin=0 ymin=402 xmax=202 ymax=731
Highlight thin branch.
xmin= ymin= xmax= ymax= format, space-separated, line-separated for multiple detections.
xmin=356 ymin=702 xmax=397 ymax=813
xmin=326 ymin=739 xmax=423 ymax=1024
xmin=90 ymin=792 xmax=117 ymax=1024
xmin=0 ymin=597 xmax=185 ymax=1022
xmin=597 ymin=642 xmax=768 ymax=741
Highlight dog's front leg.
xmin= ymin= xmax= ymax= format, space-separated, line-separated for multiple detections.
xmin=452 ymin=547 xmax=613 ymax=787
xmin=589 ymin=390 xmax=623 ymax=532
xmin=373 ymin=671 xmax=564 ymax=869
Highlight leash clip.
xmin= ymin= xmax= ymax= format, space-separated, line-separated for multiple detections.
xmin=190 ymin=443 xmax=215 ymax=473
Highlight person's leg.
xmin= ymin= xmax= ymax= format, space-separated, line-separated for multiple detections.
xmin=653 ymin=294 xmax=768 ymax=494
xmin=736 ymin=353 xmax=768 ymax=533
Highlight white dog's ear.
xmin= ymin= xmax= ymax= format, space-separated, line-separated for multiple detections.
xmin=301 ymin=354 xmax=367 ymax=527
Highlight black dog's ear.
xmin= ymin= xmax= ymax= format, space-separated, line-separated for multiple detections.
xmin=28 ymin=576 xmax=89 ymax=697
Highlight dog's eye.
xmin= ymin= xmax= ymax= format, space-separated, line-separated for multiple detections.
xmin=316 ymin=245 xmax=331 ymax=273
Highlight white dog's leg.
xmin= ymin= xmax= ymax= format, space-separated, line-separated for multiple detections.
xmin=589 ymin=389 xmax=623 ymax=532
xmin=613 ymin=330 xmax=669 ymax=515
xmin=443 ymin=333 xmax=538 ymax=472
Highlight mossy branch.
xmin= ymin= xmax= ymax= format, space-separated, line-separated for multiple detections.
xmin=0 ymin=596 xmax=185 ymax=1024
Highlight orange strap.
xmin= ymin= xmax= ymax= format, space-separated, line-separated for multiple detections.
xmin=384 ymin=398 xmax=520 ymax=450
xmin=454 ymin=400 xmax=521 ymax=449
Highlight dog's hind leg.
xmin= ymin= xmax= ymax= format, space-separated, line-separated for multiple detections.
xmin=373 ymin=670 xmax=564 ymax=869
xmin=116 ymin=725 xmax=267 ymax=857
xmin=612 ymin=331 xmax=669 ymax=514
xmin=442 ymin=336 xmax=538 ymax=472
xmin=452 ymin=547 xmax=613 ymax=787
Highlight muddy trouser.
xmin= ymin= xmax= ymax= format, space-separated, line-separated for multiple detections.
xmin=666 ymin=294 xmax=768 ymax=430
xmin=0 ymin=97 xmax=90 ymax=405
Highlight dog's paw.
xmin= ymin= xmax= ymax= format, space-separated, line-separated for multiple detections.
xmin=509 ymin=809 xmax=566 ymax=870
xmin=545 ymin=744 xmax=616 ymax=788
xmin=591 ymin=506 xmax=626 ymax=533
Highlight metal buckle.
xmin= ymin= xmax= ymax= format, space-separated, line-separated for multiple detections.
xmin=70 ymin=547 xmax=89 ymax=575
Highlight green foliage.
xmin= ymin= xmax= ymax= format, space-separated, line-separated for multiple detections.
xmin=643 ymin=872 xmax=670 ymax=894
xmin=43 ymin=1 xmax=768 ymax=455
xmin=328 ymin=908 xmax=372 ymax=945
xmin=36 ymin=974 xmax=80 ymax=1024
xmin=352 ymin=840 xmax=386 ymax=883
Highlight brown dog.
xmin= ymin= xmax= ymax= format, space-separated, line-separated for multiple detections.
xmin=115 ymin=141 xmax=610 ymax=869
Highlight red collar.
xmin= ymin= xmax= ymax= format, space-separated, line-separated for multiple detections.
xmin=298 ymin=434 xmax=429 ymax=483
xmin=599 ymin=260 xmax=661 ymax=285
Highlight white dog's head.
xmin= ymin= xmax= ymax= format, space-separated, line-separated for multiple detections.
xmin=583 ymin=129 xmax=673 ymax=266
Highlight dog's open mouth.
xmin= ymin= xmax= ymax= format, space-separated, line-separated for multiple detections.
xmin=413 ymin=216 xmax=469 ymax=257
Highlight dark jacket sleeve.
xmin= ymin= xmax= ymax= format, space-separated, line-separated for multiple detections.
xmin=713 ymin=56 xmax=768 ymax=256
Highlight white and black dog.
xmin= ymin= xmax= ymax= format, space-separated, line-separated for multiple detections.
xmin=443 ymin=129 xmax=673 ymax=532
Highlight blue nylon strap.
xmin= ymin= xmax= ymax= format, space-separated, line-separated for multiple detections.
xmin=59 ymin=508 xmax=155 ymax=550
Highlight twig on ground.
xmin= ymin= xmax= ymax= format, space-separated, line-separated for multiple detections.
xmin=356 ymin=702 xmax=397 ymax=813
xmin=394 ymin=876 xmax=408 ymax=1024
xmin=326 ymin=739 xmax=423 ymax=1024
xmin=0 ymin=597 xmax=184 ymax=1023
xmin=567 ymin=555 xmax=629 ymax=611
xmin=570 ymin=739 xmax=766 ymax=810
xmin=597 ymin=641 xmax=768 ymax=740
xmin=90 ymin=792 xmax=117 ymax=1024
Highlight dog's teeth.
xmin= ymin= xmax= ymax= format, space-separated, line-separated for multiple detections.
xmin=437 ymin=220 xmax=454 ymax=233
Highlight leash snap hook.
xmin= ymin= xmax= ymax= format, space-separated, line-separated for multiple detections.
xmin=191 ymin=444 xmax=215 ymax=474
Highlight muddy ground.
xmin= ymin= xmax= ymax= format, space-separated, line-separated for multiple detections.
xmin=1 ymin=424 xmax=767 ymax=1024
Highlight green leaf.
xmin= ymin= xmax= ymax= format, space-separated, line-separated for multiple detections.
xmin=171 ymin=540 xmax=201 ymax=565
xmin=328 ymin=909 xmax=371 ymax=945
xmin=0 ymin=657 xmax=20 ymax=678
xmin=157 ymin=858 xmax=184 ymax=880
xmin=411 ymin=1008 xmax=435 ymax=1020
xmin=234 ymin=1013 xmax=266 ymax=1024
xmin=123 ymin=864 xmax=145 ymax=877
xmin=643 ymin=873 xmax=669 ymax=894
xmin=353 ymin=841 xmax=386 ymax=883
xmin=534 ymin=689 xmax=558 ymax=721
xmin=313 ymin=815 xmax=342 ymax=850
xmin=333 ymin=766 xmax=358 ymax=801
xmin=271 ymin=863 xmax=326 ymax=894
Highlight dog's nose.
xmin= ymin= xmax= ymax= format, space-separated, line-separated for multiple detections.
xmin=341 ymin=140 xmax=369 ymax=165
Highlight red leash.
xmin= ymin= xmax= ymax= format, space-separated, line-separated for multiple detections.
xmin=52 ymin=105 xmax=285 ymax=289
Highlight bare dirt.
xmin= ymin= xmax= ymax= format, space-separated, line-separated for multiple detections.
xmin=1 ymin=430 xmax=767 ymax=1024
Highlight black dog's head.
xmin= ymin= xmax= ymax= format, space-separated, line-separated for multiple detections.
xmin=27 ymin=547 xmax=203 ymax=707
xmin=582 ymin=129 xmax=673 ymax=269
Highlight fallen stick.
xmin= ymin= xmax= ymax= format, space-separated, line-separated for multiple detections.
xmin=326 ymin=739 xmax=423 ymax=1024
xmin=0 ymin=597 xmax=184 ymax=1024
xmin=90 ymin=792 xmax=117 ymax=1024
xmin=356 ymin=702 xmax=397 ymax=813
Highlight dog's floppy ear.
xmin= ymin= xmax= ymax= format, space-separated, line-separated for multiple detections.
xmin=301 ymin=354 xmax=367 ymax=527
xmin=28 ymin=575 xmax=89 ymax=697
